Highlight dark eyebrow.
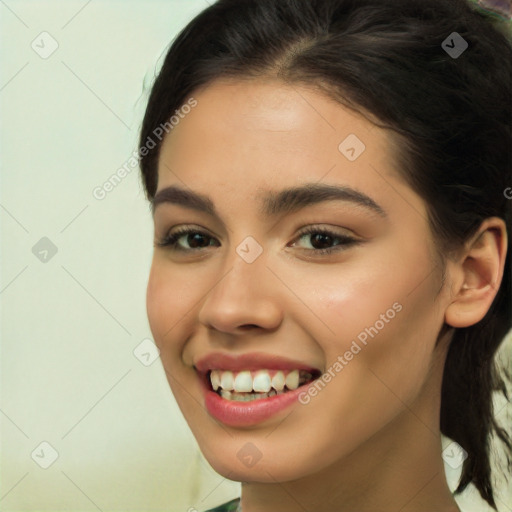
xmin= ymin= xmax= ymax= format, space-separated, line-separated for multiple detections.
xmin=259 ymin=183 xmax=387 ymax=218
xmin=151 ymin=183 xmax=387 ymax=219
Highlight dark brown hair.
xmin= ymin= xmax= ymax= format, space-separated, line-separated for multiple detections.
xmin=138 ymin=0 xmax=512 ymax=507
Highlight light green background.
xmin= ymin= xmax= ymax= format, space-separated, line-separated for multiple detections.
xmin=0 ymin=1 xmax=510 ymax=511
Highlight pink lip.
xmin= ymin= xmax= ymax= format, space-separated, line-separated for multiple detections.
xmin=195 ymin=352 xmax=321 ymax=427
xmin=199 ymin=374 xmax=317 ymax=427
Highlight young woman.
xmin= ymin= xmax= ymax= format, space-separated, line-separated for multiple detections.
xmin=138 ymin=0 xmax=512 ymax=510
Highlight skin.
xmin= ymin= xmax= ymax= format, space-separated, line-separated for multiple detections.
xmin=146 ymin=78 xmax=507 ymax=512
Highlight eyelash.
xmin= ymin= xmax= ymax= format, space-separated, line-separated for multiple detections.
xmin=155 ymin=225 xmax=360 ymax=256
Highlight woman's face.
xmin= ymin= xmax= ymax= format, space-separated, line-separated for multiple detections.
xmin=147 ymin=78 xmax=451 ymax=482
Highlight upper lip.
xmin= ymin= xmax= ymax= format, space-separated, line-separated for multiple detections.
xmin=194 ymin=352 xmax=321 ymax=374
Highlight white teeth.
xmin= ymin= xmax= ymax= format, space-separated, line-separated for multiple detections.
xmin=211 ymin=368 xmax=311 ymax=393
xmin=220 ymin=371 xmax=234 ymax=391
xmin=211 ymin=370 xmax=221 ymax=391
xmin=234 ymin=371 xmax=253 ymax=392
xmin=285 ymin=369 xmax=299 ymax=390
xmin=253 ymin=371 xmax=272 ymax=393
xmin=271 ymin=370 xmax=285 ymax=391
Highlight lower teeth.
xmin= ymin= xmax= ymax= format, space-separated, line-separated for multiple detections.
xmin=218 ymin=389 xmax=287 ymax=401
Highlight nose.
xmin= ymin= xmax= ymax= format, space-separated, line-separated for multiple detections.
xmin=197 ymin=246 xmax=283 ymax=335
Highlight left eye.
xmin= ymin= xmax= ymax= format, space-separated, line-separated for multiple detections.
xmin=155 ymin=226 xmax=360 ymax=255
xmin=292 ymin=227 xmax=359 ymax=254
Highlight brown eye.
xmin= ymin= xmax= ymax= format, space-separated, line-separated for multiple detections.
xmin=292 ymin=226 xmax=360 ymax=255
xmin=155 ymin=228 xmax=219 ymax=251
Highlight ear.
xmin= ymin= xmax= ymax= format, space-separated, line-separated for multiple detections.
xmin=444 ymin=217 xmax=508 ymax=328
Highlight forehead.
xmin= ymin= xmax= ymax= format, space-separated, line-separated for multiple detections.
xmin=165 ymin=78 xmax=379 ymax=142
xmin=158 ymin=79 xmax=391 ymax=180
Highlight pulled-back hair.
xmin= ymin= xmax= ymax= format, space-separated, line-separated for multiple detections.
xmin=138 ymin=0 xmax=512 ymax=507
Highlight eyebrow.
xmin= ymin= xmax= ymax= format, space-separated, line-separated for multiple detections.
xmin=151 ymin=183 xmax=387 ymax=219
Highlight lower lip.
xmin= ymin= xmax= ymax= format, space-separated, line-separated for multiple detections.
xmin=200 ymin=374 xmax=312 ymax=427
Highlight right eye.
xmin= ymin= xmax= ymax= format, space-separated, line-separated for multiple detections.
xmin=155 ymin=227 xmax=220 ymax=252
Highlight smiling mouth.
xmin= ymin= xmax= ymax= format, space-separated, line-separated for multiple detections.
xmin=205 ymin=368 xmax=321 ymax=402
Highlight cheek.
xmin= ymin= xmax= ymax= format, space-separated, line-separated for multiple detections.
xmin=146 ymin=258 xmax=190 ymax=352
xmin=296 ymin=243 xmax=442 ymax=395
xmin=146 ymin=260 xmax=200 ymax=403
xmin=146 ymin=262 xmax=167 ymax=343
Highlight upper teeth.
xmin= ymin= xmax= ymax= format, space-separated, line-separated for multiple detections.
xmin=210 ymin=369 xmax=307 ymax=393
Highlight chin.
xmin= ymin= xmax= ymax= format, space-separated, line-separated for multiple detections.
xmin=201 ymin=444 xmax=310 ymax=483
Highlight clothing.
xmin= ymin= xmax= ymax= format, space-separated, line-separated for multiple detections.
xmin=204 ymin=497 xmax=241 ymax=512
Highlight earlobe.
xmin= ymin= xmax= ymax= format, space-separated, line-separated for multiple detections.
xmin=444 ymin=218 xmax=507 ymax=329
